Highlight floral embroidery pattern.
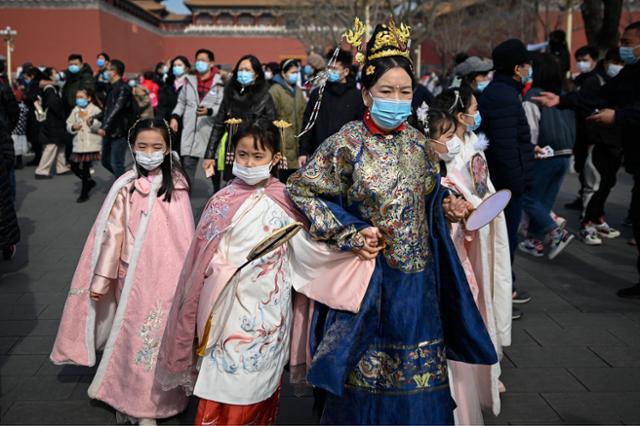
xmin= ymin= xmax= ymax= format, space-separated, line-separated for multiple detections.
xmin=198 ymin=186 xmax=237 ymax=242
xmin=346 ymin=338 xmax=448 ymax=394
xmin=134 ymin=305 xmax=164 ymax=371
xmin=288 ymin=121 xmax=437 ymax=272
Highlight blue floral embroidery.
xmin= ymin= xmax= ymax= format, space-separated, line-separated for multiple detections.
xmin=134 ymin=305 xmax=163 ymax=371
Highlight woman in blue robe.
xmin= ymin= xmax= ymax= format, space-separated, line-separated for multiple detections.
xmin=286 ymin=21 xmax=498 ymax=425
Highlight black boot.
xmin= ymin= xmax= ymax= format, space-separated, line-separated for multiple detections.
xmin=77 ymin=179 xmax=91 ymax=203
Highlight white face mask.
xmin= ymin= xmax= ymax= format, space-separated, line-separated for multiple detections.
xmin=606 ymin=63 xmax=623 ymax=78
xmin=576 ymin=60 xmax=594 ymax=74
xmin=135 ymin=151 xmax=165 ymax=171
xmin=433 ymin=136 xmax=462 ymax=162
xmin=232 ymin=161 xmax=273 ymax=185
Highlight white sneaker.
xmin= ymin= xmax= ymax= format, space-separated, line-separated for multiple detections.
xmin=548 ymin=229 xmax=575 ymax=260
xmin=595 ymin=221 xmax=621 ymax=239
xmin=551 ymin=211 xmax=567 ymax=229
xmin=579 ymin=225 xmax=602 ymax=246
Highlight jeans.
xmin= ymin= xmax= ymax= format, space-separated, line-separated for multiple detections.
xmin=181 ymin=155 xmax=199 ymax=183
xmin=102 ymin=137 xmax=128 ymax=178
xmin=523 ymin=156 xmax=570 ymax=237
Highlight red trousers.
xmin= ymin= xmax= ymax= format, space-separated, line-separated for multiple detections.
xmin=194 ymin=385 xmax=282 ymax=425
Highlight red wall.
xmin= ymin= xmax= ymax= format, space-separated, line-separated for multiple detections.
xmin=0 ymin=6 xmax=307 ymax=75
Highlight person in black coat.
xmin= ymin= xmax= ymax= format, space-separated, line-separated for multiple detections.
xmin=34 ymin=68 xmax=71 ymax=179
xmin=203 ymin=54 xmax=277 ymax=192
xmin=534 ymin=21 xmax=640 ymax=298
xmin=0 ymin=60 xmax=19 ymax=259
xmin=478 ymin=38 xmax=535 ymax=307
xmin=21 ymin=66 xmax=44 ymax=166
xmin=157 ymin=55 xmax=191 ymax=155
xmin=298 ymin=50 xmax=364 ymax=166
xmin=97 ymin=59 xmax=133 ymax=178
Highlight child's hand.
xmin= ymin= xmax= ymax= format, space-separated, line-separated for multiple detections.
xmin=72 ymin=123 xmax=82 ymax=130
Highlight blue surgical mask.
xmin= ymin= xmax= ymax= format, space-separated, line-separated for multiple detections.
xmin=195 ymin=60 xmax=209 ymax=74
xmin=327 ymin=70 xmax=341 ymax=83
xmin=465 ymin=111 xmax=482 ymax=132
xmin=236 ymin=70 xmax=255 ymax=86
xmin=68 ymin=64 xmax=81 ymax=74
xmin=286 ymin=73 xmax=298 ymax=85
xmin=476 ymin=80 xmax=490 ymax=93
xmin=522 ymin=66 xmax=533 ymax=84
xmin=172 ymin=65 xmax=185 ymax=77
xmin=369 ymin=95 xmax=412 ymax=130
xmin=619 ymin=45 xmax=639 ymax=65
xmin=75 ymin=98 xmax=89 ymax=108
xmin=304 ymin=65 xmax=313 ymax=75
xmin=96 ymin=58 xmax=106 ymax=68
xmin=102 ymin=70 xmax=110 ymax=81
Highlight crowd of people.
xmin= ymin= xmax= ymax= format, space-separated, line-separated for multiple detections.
xmin=0 ymin=16 xmax=638 ymax=426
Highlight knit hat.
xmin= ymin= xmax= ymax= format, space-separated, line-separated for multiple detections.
xmin=492 ymin=39 xmax=531 ymax=74
xmin=307 ymin=52 xmax=326 ymax=71
xmin=454 ymin=56 xmax=493 ymax=77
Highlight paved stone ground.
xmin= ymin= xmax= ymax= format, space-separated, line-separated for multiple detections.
xmin=1 ymin=159 xmax=639 ymax=425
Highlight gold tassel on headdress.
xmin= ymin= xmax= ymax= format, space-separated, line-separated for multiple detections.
xmin=224 ymin=118 xmax=243 ymax=165
xmin=273 ymin=120 xmax=292 ymax=170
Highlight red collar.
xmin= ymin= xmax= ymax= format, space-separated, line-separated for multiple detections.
xmin=363 ymin=110 xmax=407 ymax=136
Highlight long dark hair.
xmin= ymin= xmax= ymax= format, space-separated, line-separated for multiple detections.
xmin=166 ymin=55 xmax=191 ymax=86
xmin=229 ymin=54 xmax=266 ymax=94
xmin=531 ymin=52 xmax=563 ymax=95
xmin=128 ymin=118 xmax=191 ymax=202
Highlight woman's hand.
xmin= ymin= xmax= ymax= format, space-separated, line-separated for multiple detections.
xmin=352 ymin=227 xmax=384 ymax=260
xmin=443 ymin=195 xmax=473 ymax=223
xmin=170 ymin=118 xmax=179 ymax=133
xmin=90 ymin=291 xmax=103 ymax=301
xmin=202 ymin=159 xmax=215 ymax=176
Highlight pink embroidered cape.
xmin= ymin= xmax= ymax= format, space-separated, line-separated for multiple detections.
xmin=157 ymin=177 xmax=375 ymax=393
xmin=50 ymin=170 xmax=195 ymax=420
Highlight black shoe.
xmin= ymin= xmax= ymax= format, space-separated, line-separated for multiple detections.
xmin=513 ymin=290 xmax=532 ymax=304
xmin=87 ymin=179 xmax=96 ymax=193
xmin=512 ymin=307 xmax=523 ymax=320
xmin=617 ymin=284 xmax=640 ymax=299
xmin=76 ymin=194 xmax=89 ymax=203
xmin=34 ymin=174 xmax=52 ymax=180
xmin=564 ymin=197 xmax=582 ymax=210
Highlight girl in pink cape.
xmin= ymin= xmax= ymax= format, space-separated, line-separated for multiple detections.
xmin=157 ymin=118 xmax=374 ymax=426
xmin=50 ymin=118 xmax=194 ymax=425
xmin=429 ymin=90 xmax=513 ymax=426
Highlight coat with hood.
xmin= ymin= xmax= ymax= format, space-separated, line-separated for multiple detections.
xmin=269 ymin=74 xmax=306 ymax=168
xmin=204 ymin=78 xmax=277 ymax=179
xmin=172 ymin=73 xmax=224 ymax=159
xmin=62 ymin=64 xmax=96 ymax=115
xmin=298 ymin=76 xmax=365 ymax=157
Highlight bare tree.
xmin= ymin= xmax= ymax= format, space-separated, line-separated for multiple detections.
xmin=580 ymin=0 xmax=624 ymax=53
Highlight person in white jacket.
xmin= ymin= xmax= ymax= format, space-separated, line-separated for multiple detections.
xmin=66 ymin=87 xmax=102 ymax=202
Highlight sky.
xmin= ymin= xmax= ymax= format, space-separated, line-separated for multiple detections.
xmin=162 ymin=0 xmax=190 ymax=15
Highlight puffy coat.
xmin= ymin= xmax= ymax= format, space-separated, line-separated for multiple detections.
xmin=172 ymin=74 xmax=224 ymax=158
xmin=298 ymin=77 xmax=364 ymax=157
xmin=66 ymin=103 xmax=103 ymax=153
xmin=478 ymin=73 xmax=534 ymax=196
xmin=269 ymin=74 xmax=306 ymax=168
xmin=39 ymin=85 xmax=67 ymax=146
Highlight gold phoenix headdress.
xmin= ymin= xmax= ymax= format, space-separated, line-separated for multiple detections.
xmin=343 ymin=17 xmax=412 ymax=68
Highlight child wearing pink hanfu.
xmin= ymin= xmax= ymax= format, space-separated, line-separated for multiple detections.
xmin=157 ymin=119 xmax=375 ymax=426
xmin=51 ymin=119 xmax=194 ymax=425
